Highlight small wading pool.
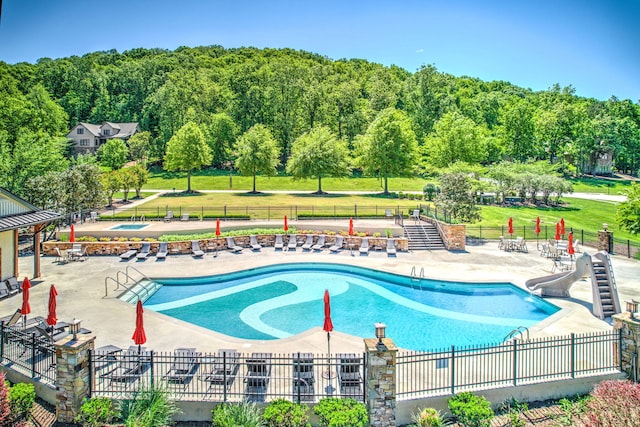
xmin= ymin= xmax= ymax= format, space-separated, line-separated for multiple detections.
xmin=108 ymin=224 xmax=150 ymax=231
xmin=141 ymin=263 xmax=560 ymax=351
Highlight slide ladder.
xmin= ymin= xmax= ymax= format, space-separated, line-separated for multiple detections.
xmin=590 ymin=252 xmax=621 ymax=319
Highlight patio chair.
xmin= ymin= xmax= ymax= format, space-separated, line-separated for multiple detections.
xmin=206 ymin=349 xmax=240 ymax=391
xmin=572 ymin=239 xmax=581 ymax=254
xmin=164 ymin=211 xmax=174 ymax=222
xmin=69 ymin=244 xmax=88 ymax=261
xmin=191 ymin=241 xmax=205 ymax=257
xmin=498 ymin=236 xmax=505 ymax=250
xmin=274 ymin=234 xmax=284 ymax=250
xmin=385 ymin=209 xmax=393 ymax=219
xmin=53 ymin=247 xmax=68 ymax=264
xmin=0 ymin=282 xmax=19 ymax=299
xmin=312 ymin=235 xmax=327 ymax=251
xmin=156 ymin=242 xmax=168 ymax=260
xmin=287 ymin=234 xmax=299 ymax=251
xmin=329 ymin=236 xmax=344 ymax=253
xmin=244 ymin=352 xmax=272 ymax=402
xmin=101 ymin=347 xmax=151 ymax=384
xmin=120 ymin=248 xmax=138 ymax=260
xmin=386 ymin=238 xmax=397 ymax=256
xmin=33 ymin=324 xmax=69 ymax=342
xmin=410 ymin=209 xmax=421 ymax=223
xmin=180 ymin=213 xmax=190 ymax=222
xmin=93 ymin=345 xmax=123 ymax=372
xmin=249 ymin=235 xmax=262 ymax=251
xmin=359 ymin=238 xmax=370 ymax=254
xmin=226 ymin=237 xmax=243 ymax=253
xmin=301 ymin=235 xmax=314 ymax=251
xmin=136 ymin=243 xmax=151 ymax=260
xmin=337 ymin=353 xmax=362 ymax=398
xmin=5 ymin=277 xmax=20 ymax=294
xmin=292 ymin=353 xmax=314 ymax=401
xmin=515 ymin=237 xmax=527 ymax=253
xmin=2 ymin=309 xmax=22 ymax=326
xmin=164 ymin=348 xmax=200 ymax=386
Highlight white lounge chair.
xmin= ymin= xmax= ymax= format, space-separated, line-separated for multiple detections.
xmin=329 ymin=236 xmax=344 ymax=252
xmin=136 ymin=243 xmax=151 ymax=260
xmin=312 ymin=235 xmax=327 ymax=251
xmin=287 ymin=235 xmax=298 ymax=251
xmin=274 ymin=235 xmax=284 ymax=250
xmin=180 ymin=213 xmax=190 ymax=222
xmin=164 ymin=211 xmax=174 ymax=222
xmin=410 ymin=209 xmax=421 ymax=222
xmin=226 ymin=237 xmax=243 ymax=253
xmin=386 ymin=238 xmax=397 ymax=255
xmin=191 ymin=241 xmax=204 ymax=257
xmin=359 ymin=238 xmax=370 ymax=254
xmin=156 ymin=242 xmax=168 ymax=260
xmin=250 ymin=235 xmax=262 ymax=251
xmin=120 ymin=249 xmax=138 ymax=260
xmin=301 ymin=235 xmax=314 ymax=251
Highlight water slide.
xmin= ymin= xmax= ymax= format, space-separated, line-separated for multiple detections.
xmin=525 ymin=252 xmax=592 ymax=298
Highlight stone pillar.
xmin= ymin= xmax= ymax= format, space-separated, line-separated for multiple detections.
xmin=364 ymin=337 xmax=398 ymax=427
xmin=612 ymin=312 xmax=639 ymax=381
xmin=55 ymin=334 xmax=96 ymax=423
xmin=597 ymin=230 xmax=614 ymax=253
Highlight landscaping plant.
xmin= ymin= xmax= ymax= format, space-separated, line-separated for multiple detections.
xmin=447 ymin=392 xmax=494 ymax=427
xmin=8 ymin=382 xmax=35 ymax=422
xmin=411 ymin=407 xmax=443 ymax=427
xmin=75 ymin=397 xmax=119 ymax=427
xmin=0 ymin=374 xmax=11 ymax=427
xmin=262 ymin=398 xmax=310 ymax=427
xmin=312 ymin=397 xmax=368 ymax=427
xmin=118 ymin=385 xmax=179 ymax=427
xmin=583 ymin=379 xmax=640 ymax=426
xmin=212 ymin=400 xmax=264 ymax=427
xmin=499 ymin=398 xmax=528 ymax=427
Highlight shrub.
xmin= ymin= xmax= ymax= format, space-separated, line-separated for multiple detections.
xmin=313 ymin=398 xmax=368 ymax=427
xmin=412 ymin=407 xmax=443 ymax=427
xmin=212 ymin=401 xmax=264 ymax=427
xmin=8 ymin=383 xmax=35 ymax=421
xmin=118 ymin=385 xmax=179 ymax=427
xmin=499 ymin=398 xmax=528 ymax=427
xmin=583 ymin=380 xmax=640 ymax=426
xmin=0 ymin=373 xmax=11 ymax=426
xmin=448 ymin=392 xmax=494 ymax=427
xmin=263 ymin=399 xmax=310 ymax=427
xmin=75 ymin=397 xmax=119 ymax=427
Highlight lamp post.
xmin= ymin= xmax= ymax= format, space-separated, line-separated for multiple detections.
xmin=375 ymin=322 xmax=387 ymax=352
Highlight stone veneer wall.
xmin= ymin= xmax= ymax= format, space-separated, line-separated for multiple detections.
xmin=365 ymin=337 xmax=398 ymax=427
xmin=423 ymin=218 xmax=466 ymax=251
xmin=613 ymin=312 xmax=638 ymax=380
xmin=42 ymin=235 xmax=408 ymax=256
xmin=55 ymin=334 xmax=95 ymax=423
xmin=597 ymin=230 xmax=613 ymax=253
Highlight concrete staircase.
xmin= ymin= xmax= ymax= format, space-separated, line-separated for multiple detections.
xmin=403 ymin=221 xmax=446 ymax=250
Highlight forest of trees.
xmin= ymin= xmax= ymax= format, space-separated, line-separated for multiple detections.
xmin=1 ymin=45 xmax=639 ymax=203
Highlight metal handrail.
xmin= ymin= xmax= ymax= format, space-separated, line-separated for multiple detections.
xmin=503 ymin=326 xmax=529 ymax=342
xmin=104 ymin=276 xmax=140 ymax=300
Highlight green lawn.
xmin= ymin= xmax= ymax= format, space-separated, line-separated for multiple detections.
xmin=568 ymin=177 xmax=633 ymax=194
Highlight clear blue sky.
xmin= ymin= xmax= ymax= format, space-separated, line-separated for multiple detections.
xmin=1 ymin=0 xmax=638 ymax=101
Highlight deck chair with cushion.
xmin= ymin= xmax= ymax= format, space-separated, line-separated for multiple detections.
xmin=180 ymin=213 xmax=190 ymax=222
xmin=120 ymin=248 xmax=138 ymax=260
xmin=386 ymin=238 xmax=397 ymax=256
xmin=5 ymin=277 xmax=21 ymax=294
xmin=2 ymin=309 xmax=23 ymax=326
xmin=101 ymin=347 xmax=151 ymax=385
xmin=191 ymin=241 xmax=205 ymax=257
xmin=329 ymin=236 xmax=344 ymax=253
xmin=244 ymin=352 xmax=272 ymax=402
xmin=156 ymin=242 xmax=168 ymax=260
xmin=164 ymin=211 xmax=174 ymax=222
xmin=249 ymin=235 xmax=262 ymax=251
xmin=301 ymin=235 xmax=314 ymax=251
xmin=312 ymin=235 xmax=328 ymax=251
xmin=206 ymin=349 xmax=240 ymax=392
xmin=226 ymin=237 xmax=243 ymax=253
xmin=164 ymin=348 xmax=200 ymax=386
xmin=274 ymin=235 xmax=284 ymax=250
xmin=287 ymin=235 xmax=299 ymax=251
xmin=136 ymin=243 xmax=151 ymax=260
xmin=0 ymin=282 xmax=19 ymax=300
xmin=359 ymin=238 xmax=370 ymax=255
xmin=292 ymin=353 xmax=314 ymax=401
xmin=93 ymin=345 xmax=123 ymax=372
xmin=337 ymin=353 xmax=363 ymax=398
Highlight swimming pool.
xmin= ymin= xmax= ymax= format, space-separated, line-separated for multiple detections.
xmin=142 ymin=263 xmax=559 ymax=351
xmin=109 ymin=224 xmax=150 ymax=231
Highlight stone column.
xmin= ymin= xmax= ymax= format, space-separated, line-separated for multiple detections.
xmin=612 ymin=312 xmax=640 ymax=381
xmin=597 ymin=230 xmax=613 ymax=253
xmin=55 ymin=334 xmax=96 ymax=423
xmin=364 ymin=337 xmax=398 ymax=427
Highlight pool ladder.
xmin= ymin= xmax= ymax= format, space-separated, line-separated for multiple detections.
xmin=130 ymin=214 xmax=146 ymax=222
xmin=504 ymin=326 xmax=530 ymax=342
xmin=104 ymin=266 xmax=156 ymax=302
xmin=410 ymin=266 xmax=425 ymax=280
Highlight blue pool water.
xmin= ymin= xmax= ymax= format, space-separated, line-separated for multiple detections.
xmin=109 ymin=224 xmax=150 ymax=230
xmin=143 ymin=263 xmax=559 ymax=351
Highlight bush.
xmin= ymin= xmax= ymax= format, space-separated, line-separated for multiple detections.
xmin=212 ymin=401 xmax=264 ymax=427
xmin=118 ymin=385 xmax=179 ymax=427
xmin=263 ymin=399 xmax=310 ymax=427
xmin=583 ymin=379 xmax=640 ymax=426
xmin=412 ymin=407 xmax=443 ymax=427
xmin=313 ymin=398 xmax=368 ymax=427
xmin=8 ymin=383 xmax=35 ymax=421
xmin=75 ymin=397 xmax=119 ymax=427
xmin=0 ymin=374 xmax=11 ymax=426
xmin=448 ymin=392 xmax=494 ymax=427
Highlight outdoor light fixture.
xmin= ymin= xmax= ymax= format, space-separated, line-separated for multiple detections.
xmin=603 ymin=223 xmax=608 ymax=231
xmin=375 ymin=322 xmax=387 ymax=351
xmin=626 ymin=300 xmax=639 ymax=320
xmin=70 ymin=318 xmax=82 ymax=339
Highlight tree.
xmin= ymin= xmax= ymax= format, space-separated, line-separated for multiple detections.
xmin=97 ymin=138 xmax=129 ymax=170
xmin=163 ymin=121 xmax=212 ymax=193
xmin=435 ymin=172 xmax=481 ymax=223
xmin=425 ymin=111 xmax=488 ymax=168
xmin=617 ymin=183 xmax=640 ymax=235
xmin=100 ymin=170 xmax=122 ymax=207
xmin=203 ymin=113 xmax=237 ymax=167
xmin=119 ymin=167 xmax=135 ymax=202
xmin=127 ymin=131 xmax=152 ymax=165
xmin=355 ymin=108 xmax=418 ymax=194
xmin=234 ymin=124 xmax=280 ymax=193
xmin=286 ymin=126 xmax=350 ymax=194
xmin=129 ymin=164 xmax=150 ymax=199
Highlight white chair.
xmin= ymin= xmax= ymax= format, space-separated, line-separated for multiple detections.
xmin=287 ymin=235 xmax=298 ymax=251
xmin=359 ymin=238 xmax=370 ymax=254
xmin=410 ymin=209 xmax=420 ymax=222
xmin=386 ymin=239 xmax=397 ymax=255
xmin=250 ymin=235 xmax=262 ymax=251
xmin=274 ymin=235 xmax=284 ymax=250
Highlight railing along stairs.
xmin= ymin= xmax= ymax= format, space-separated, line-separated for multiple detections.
xmin=103 ymin=266 xmax=161 ymax=303
xmin=503 ymin=326 xmax=530 ymax=342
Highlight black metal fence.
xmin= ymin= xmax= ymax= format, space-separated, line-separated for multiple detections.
xmin=90 ymin=349 xmax=366 ymax=403
xmin=396 ymin=330 xmax=621 ymax=399
xmin=0 ymin=324 xmax=56 ymax=386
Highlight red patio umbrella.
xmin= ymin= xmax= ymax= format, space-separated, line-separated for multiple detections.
xmin=568 ymin=232 xmax=575 ymax=256
xmin=46 ymin=285 xmax=58 ymax=327
xmin=21 ymin=277 xmax=31 ymax=327
xmin=284 ymin=215 xmax=289 ymax=233
xmin=535 ymin=217 xmax=541 ymax=250
xmin=560 ymin=218 xmax=566 ymax=238
xmin=132 ymin=300 xmax=147 ymax=352
xmin=555 ymin=223 xmax=561 ymax=241
xmin=323 ymin=289 xmax=334 ymax=378
xmin=70 ymin=223 xmax=75 ymax=243
xmin=215 ymin=218 xmax=221 ymax=237
xmin=507 ymin=217 xmax=513 ymax=237
xmin=348 ymin=218 xmax=354 ymax=236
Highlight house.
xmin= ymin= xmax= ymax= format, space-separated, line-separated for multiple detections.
xmin=67 ymin=121 xmax=140 ymax=154
xmin=0 ymin=188 xmax=62 ymax=280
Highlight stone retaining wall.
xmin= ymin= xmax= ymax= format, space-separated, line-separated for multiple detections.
xmin=423 ymin=217 xmax=466 ymax=251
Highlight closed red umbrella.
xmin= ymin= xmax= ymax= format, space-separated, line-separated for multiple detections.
xmin=348 ymin=218 xmax=354 ymax=236
xmin=215 ymin=218 xmax=221 ymax=237
xmin=70 ymin=223 xmax=75 ymax=243
xmin=535 ymin=217 xmax=541 ymax=234
xmin=507 ymin=217 xmax=513 ymax=236
xmin=21 ymin=277 xmax=31 ymax=327
xmin=560 ymin=218 xmax=566 ymax=237
xmin=323 ymin=289 xmax=334 ymax=378
xmin=46 ymin=285 xmax=58 ymax=327
xmin=132 ymin=300 xmax=147 ymax=352
xmin=555 ymin=223 xmax=561 ymax=241
xmin=284 ymin=215 xmax=289 ymax=233
xmin=568 ymin=232 xmax=575 ymax=256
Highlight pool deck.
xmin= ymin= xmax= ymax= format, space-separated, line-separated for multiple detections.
xmin=3 ymin=219 xmax=639 ymax=356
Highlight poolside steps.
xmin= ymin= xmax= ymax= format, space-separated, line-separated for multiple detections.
xmin=402 ymin=223 xmax=445 ymax=250
xmin=119 ymin=279 xmax=162 ymax=304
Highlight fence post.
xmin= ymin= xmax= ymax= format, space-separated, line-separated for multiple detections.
xmin=570 ymin=333 xmax=575 ymax=379
xmin=364 ymin=336 xmax=397 ymax=427
xmin=0 ymin=322 xmax=4 ymax=360
xmin=512 ymin=339 xmax=518 ymax=386
xmin=150 ymin=352 xmax=155 ymax=389
xmin=613 ymin=314 xmax=640 ymax=378
xmin=55 ymin=334 xmax=96 ymax=423
xmin=450 ymin=345 xmax=455 ymax=395
xmin=31 ymin=333 xmax=37 ymax=378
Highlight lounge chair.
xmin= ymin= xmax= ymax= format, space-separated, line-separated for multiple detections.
xmin=206 ymin=349 xmax=240 ymax=391
xmin=191 ymin=241 xmax=205 ymax=257
xmin=337 ymin=353 xmax=362 ymax=398
xmin=410 ymin=209 xmax=421 ymax=222
xmin=249 ymin=235 xmax=262 ymax=251
xmin=329 ymin=236 xmax=344 ymax=253
xmin=301 ymin=235 xmax=314 ymax=251
xmin=101 ymin=347 xmax=151 ymax=384
xmin=312 ymin=235 xmax=327 ymax=251
xmin=0 ymin=282 xmax=18 ymax=299
xmin=5 ymin=277 xmax=20 ymax=294
xmin=359 ymin=238 xmax=370 ymax=254
xmin=244 ymin=352 xmax=272 ymax=402
xmin=180 ymin=213 xmax=190 ymax=222
xmin=164 ymin=211 xmax=174 ymax=222
xmin=287 ymin=235 xmax=298 ymax=251
xmin=164 ymin=348 xmax=200 ymax=385
xmin=33 ymin=324 xmax=69 ymax=342
xmin=136 ymin=243 xmax=151 ymax=260
xmin=226 ymin=237 xmax=243 ymax=253
xmin=292 ymin=353 xmax=314 ymax=401
xmin=2 ymin=309 xmax=22 ymax=326
xmin=93 ymin=345 xmax=123 ymax=372
xmin=386 ymin=238 xmax=397 ymax=256
xmin=385 ymin=209 xmax=393 ymax=219
xmin=69 ymin=244 xmax=88 ymax=261
xmin=120 ymin=249 xmax=138 ymax=260
xmin=274 ymin=235 xmax=284 ymax=250
xmin=156 ymin=242 xmax=168 ymax=260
